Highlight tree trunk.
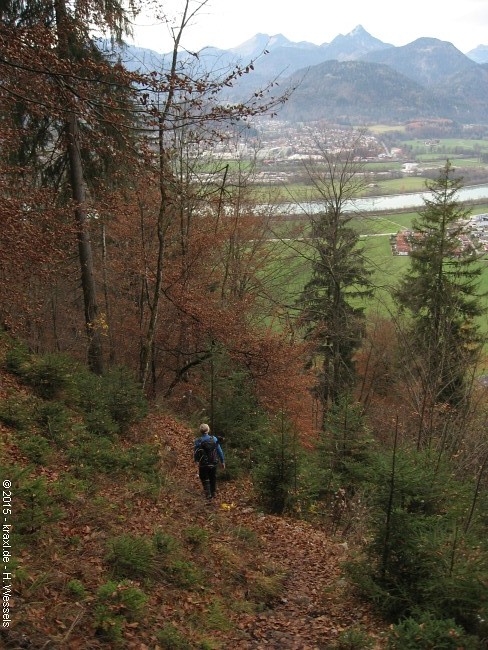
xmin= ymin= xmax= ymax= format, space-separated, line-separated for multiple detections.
xmin=66 ymin=113 xmax=104 ymax=374
xmin=55 ymin=0 xmax=103 ymax=374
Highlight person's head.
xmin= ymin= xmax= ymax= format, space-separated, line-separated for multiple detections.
xmin=199 ymin=423 xmax=210 ymax=435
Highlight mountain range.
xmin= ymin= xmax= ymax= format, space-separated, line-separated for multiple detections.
xmin=117 ymin=26 xmax=488 ymax=124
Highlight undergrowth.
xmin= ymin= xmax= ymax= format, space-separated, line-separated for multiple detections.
xmin=0 ymin=340 xmax=286 ymax=648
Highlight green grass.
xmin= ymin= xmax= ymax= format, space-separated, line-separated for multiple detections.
xmin=364 ymin=124 xmax=407 ymax=134
xmin=415 ymin=155 xmax=484 ymax=168
xmin=363 ymin=161 xmax=405 ymax=172
xmin=372 ymin=177 xmax=429 ymax=194
xmin=252 ymin=183 xmax=316 ymax=202
xmin=404 ymin=138 xmax=488 ymax=154
xmin=266 ymin=204 xmax=488 ymax=332
xmin=354 ymin=212 xmax=417 ymax=235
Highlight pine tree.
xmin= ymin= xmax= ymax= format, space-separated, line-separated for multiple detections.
xmin=395 ymin=161 xmax=485 ymax=443
xmin=298 ymin=135 xmax=372 ymax=420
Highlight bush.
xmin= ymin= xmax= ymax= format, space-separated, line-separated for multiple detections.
xmin=0 ymin=394 xmax=35 ymax=429
xmin=203 ymin=598 xmax=233 ymax=632
xmin=106 ymin=534 xmax=156 ymax=580
xmin=165 ymin=560 xmax=203 ymax=588
xmin=94 ymin=608 xmax=124 ymax=642
xmin=4 ymin=346 xmax=147 ymax=438
xmin=154 ymin=530 xmax=179 ymax=556
xmin=27 ymin=353 xmax=79 ymax=401
xmin=75 ymin=371 xmax=120 ymax=436
xmin=332 ymin=626 xmax=374 ymax=649
xmin=156 ymin=623 xmax=192 ymax=650
xmin=103 ymin=366 xmax=148 ymax=432
xmin=94 ymin=581 xmax=149 ymax=640
xmin=67 ymin=579 xmax=87 ymax=600
xmin=4 ymin=341 xmax=31 ymax=376
xmin=124 ymin=443 xmax=159 ymax=479
xmin=67 ymin=435 xmax=159 ymax=479
xmin=96 ymin=580 xmax=147 ymax=620
xmin=75 ymin=365 xmax=147 ymax=436
xmin=386 ymin=613 xmax=480 ymax=649
xmin=204 ymin=359 xmax=270 ymax=476
xmin=67 ymin=435 xmax=121 ymax=474
xmin=35 ymin=401 xmax=71 ymax=445
xmin=231 ymin=526 xmax=259 ymax=546
xmin=183 ymin=526 xmax=209 ymax=548
xmin=253 ymin=428 xmax=299 ymax=514
xmin=15 ymin=431 xmax=52 ymax=465
xmin=346 ymin=448 xmax=486 ymax=627
xmin=51 ymin=474 xmax=88 ymax=505
xmin=0 ymin=466 xmax=62 ymax=535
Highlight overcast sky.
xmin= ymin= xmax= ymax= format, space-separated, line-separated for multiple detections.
xmin=129 ymin=0 xmax=488 ymax=54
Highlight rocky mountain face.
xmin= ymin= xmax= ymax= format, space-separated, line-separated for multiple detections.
xmin=117 ymin=26 xmax=488 ymax=123
xmin=361 ymin=37 xmax=479 ymax=86
xmin=323 ymin=24 xmax=392 ymax=61
xmin=466 ymin=44 xmax=488 ymax=64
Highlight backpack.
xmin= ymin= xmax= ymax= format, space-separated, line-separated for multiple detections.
xmin=196 ymin=438 xmax=218 ymax=467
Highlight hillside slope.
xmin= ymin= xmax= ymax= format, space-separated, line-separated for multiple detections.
xmin=0 ymin=343 xmax=387 ymax=649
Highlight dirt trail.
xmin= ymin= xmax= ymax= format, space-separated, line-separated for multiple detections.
xmin=161 ymin=415 xmax=386 ymax=649
xmin=222 ymin=510 xmax=384 ymax=649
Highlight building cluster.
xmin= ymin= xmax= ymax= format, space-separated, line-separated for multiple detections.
xmin=252 ymin=119 xmax=387 ymax=161
xmin=391 ymin=214 xmax=488 ymax=257
xmin=203 ymin=119 xmax=393 ymax=167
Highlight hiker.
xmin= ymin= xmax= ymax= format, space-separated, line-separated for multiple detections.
xmin=194 ymin=423 xmax=225 ymax=502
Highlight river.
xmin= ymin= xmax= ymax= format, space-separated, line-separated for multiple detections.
xmin=276 ymin=184 xmax=488 ymax=215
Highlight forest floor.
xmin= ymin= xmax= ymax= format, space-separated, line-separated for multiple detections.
xmin=1 ymin=359 xmax=389 ymax=649
xmin=163 ymin=413 xmax=387 ymax=650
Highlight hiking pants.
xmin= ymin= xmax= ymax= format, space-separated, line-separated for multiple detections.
xmin=198 ymin=465 xmax=217 ymax=498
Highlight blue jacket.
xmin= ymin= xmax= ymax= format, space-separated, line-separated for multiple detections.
xmin=193 ymin=434 xmax=225 ymax=464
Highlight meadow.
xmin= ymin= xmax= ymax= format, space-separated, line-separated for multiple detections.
xmin=268 ymin=204 xmax=488 ymax=340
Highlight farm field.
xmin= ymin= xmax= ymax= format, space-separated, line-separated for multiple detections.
xmin=403 ymin=138 xmax=488 ymax=154
xmin=253 ymin=170 xmax=488 ymax=203
xmin=267 ymin=204 xmax=488 ymax=340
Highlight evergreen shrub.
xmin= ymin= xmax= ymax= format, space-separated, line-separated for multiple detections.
xmin=102 ymin=366 xmax=148 ymax=432
xmin=0 ymin=394 xmax=35 ymax=430
xmin=6 ymin=343 xmax=147 ymax=436
xmin=96 ymin=580 xmax=147 ymax=620
xmin=15 ymin=431 xmax=52 ymax=465
xmin=153 ymin=529 xmax=179 ymax=556
xmin=4 ymin=341 xmax=31 ymax=376
xmin=27 ymin=352 xmax=79 ymax=401
xmin=346 ymin=447 xmax=488 ymax=631
xmin=253 ymin=429 xmax=298 ymax=514
xmin=201 ymin=598 xmax=233 ymax=632
xmin=386 ymin=613 xmax=480 ymax=649
xmin=1 ymin=466 xmax=62 ymax=535
xmin=332 ymin=626 xmax=375 ymax=649
xmin=76 ymin=365 xmax=147 ymax=435
xmin=106 ymin=534 xmax=156 ymax=580
xmin=35 ymin=401 xmax=71 ymax=445
xmin=165 ymin=560 xmax=203 ymax=588
xmin=67 ymin=579 xmax=87 ymax=600
xmin=204 ymin=358 xmax=270 ymax=476
xmin=156 ymin=623 xmax=192 ymax=650
xmin=183 ymin=526 xmax=209 ymax=548
xmin=67 ymin=435 xmax=158 ymax=478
